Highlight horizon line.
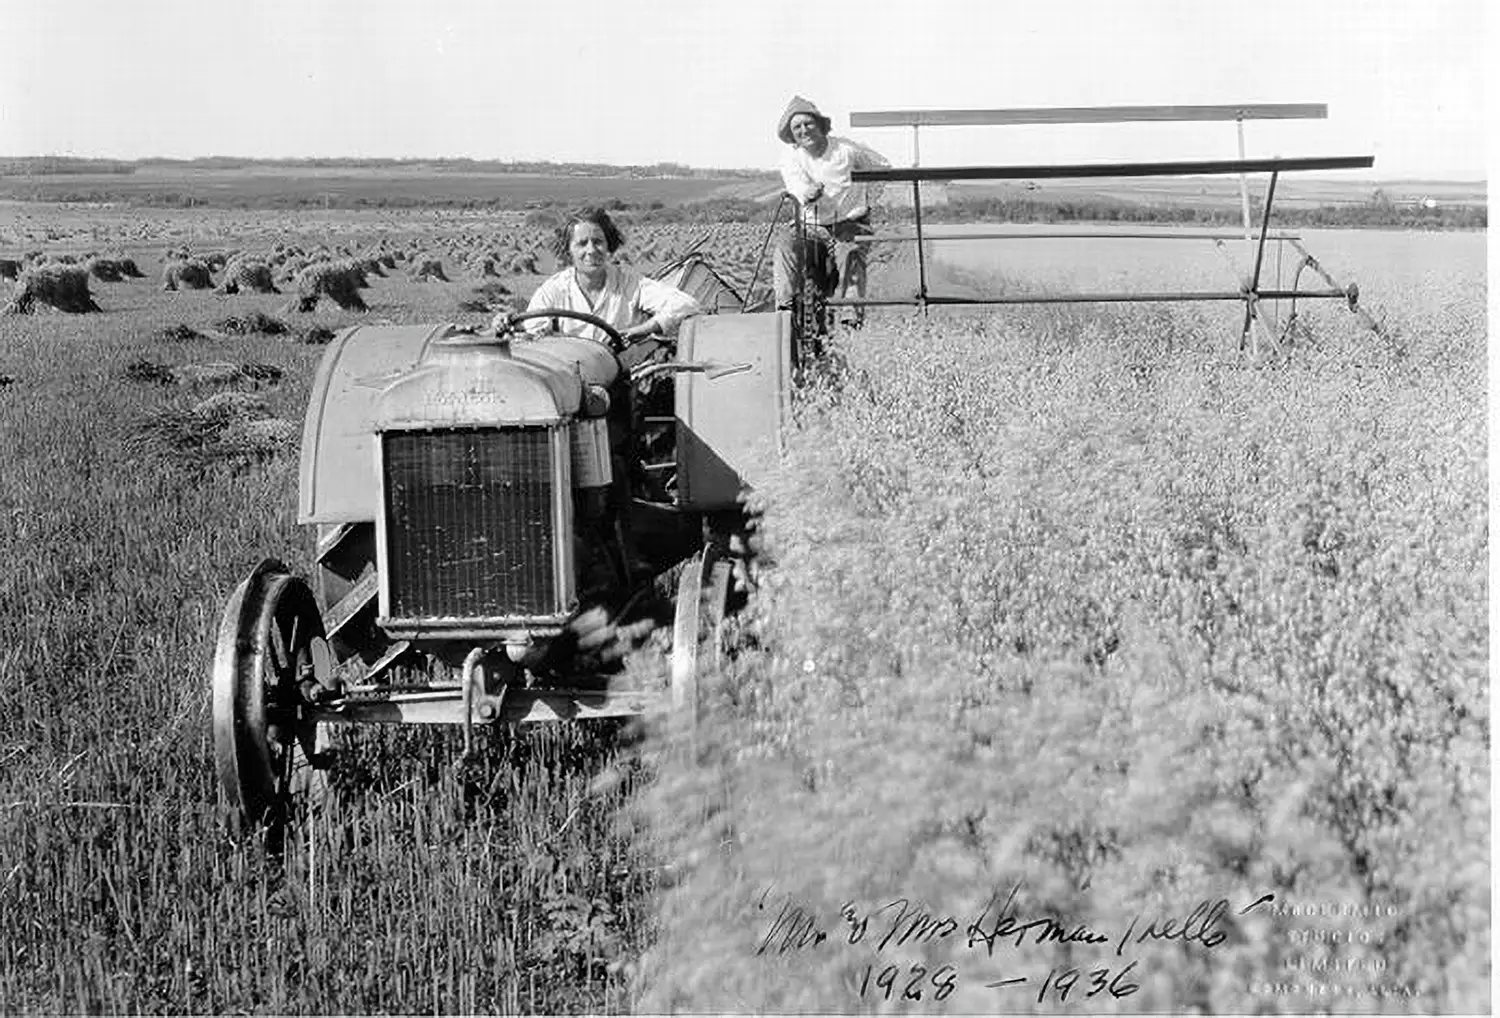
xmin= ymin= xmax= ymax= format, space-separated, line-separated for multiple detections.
xmin=0 ymin=154 xmax=1484 ymax=187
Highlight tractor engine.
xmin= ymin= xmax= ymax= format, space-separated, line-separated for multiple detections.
xmin=368 ymin=329 xmax=627 ymax=644
xmin=300 ymin=312 xmax=787 ymax=675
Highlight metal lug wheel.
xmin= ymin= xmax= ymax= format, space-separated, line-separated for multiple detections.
xmin=212 ymin=558 xmax=333 ymax=830
xmin=669 ymin=546 xmax=733 ymax=737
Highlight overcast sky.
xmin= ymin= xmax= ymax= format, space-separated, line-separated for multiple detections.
xmin=0 ymin=0 xmax=1486 ymax=179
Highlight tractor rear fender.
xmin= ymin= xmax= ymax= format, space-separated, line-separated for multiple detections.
xmin=673 ymin=311 xmax=792 ymax=511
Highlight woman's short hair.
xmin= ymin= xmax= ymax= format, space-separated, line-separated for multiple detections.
xmin=553 ymin=207 xmax=625 ymax=264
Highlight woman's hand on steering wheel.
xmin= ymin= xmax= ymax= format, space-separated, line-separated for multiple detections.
xmin=498 ymin=308 xmax=628 ymax=353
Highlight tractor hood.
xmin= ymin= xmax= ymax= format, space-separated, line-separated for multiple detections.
xmin=299 ymin=323 xmax=619 ymax=524
xmin=376 ymin=331 xmax=619 ymax=429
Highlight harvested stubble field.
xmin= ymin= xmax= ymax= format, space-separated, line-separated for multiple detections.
xmin=0 ymin=205 xmax=1487 ymax=1014
xmin=0 ymin=209 xmax=763 ymax=1013
xmin=0 ymin=167 xmax=759 ymax=210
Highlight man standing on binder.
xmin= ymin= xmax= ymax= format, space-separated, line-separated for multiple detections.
xmin=771 ymin=95 xmax=890 ymax=318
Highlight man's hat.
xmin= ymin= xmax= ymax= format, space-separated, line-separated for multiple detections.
xmin=777 ymin=95 xmax=832 ymax=145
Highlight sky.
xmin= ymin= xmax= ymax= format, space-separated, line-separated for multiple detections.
xmin=0 ymin=0 xmax=1487 ymax=180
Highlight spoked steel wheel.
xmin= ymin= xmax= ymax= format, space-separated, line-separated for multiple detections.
xmin=669 ymin=546 xmax=734 ymax=737
xmin=212 ymin=558 xmax=332 ymax=831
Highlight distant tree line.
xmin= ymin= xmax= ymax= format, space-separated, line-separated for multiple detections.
xmin=0 ymin=157 xmax=137 ymax=176
xmin=0 ymin=155 xmax=773 ymax=179
xmin=911 ymin=194 xmax=1487 ymax=230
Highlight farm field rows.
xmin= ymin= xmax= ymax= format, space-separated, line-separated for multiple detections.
xmin=0 ymin=205 xmax=1487 ymax=1013
xmin=2 ymin=163 xmax=1481 ymax=215
xmin=0 ymin=168 xmax=769 ymax=209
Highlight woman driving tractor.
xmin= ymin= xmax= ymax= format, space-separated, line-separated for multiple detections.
xmin=495 ymin=206 xmax=701 ymax=359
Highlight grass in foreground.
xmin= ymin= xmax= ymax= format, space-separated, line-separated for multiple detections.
xmin=0 ymin=280 xmax=655 ymax=1013
xmin=628 ymin=267 xmax=1488 ymax=1013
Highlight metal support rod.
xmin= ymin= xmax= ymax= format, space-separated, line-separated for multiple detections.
xmin=911 ymin=122 xmax=925 ymax=307
xmin=1285 ymin=239 xmax=1388 ymax=338
xmin=747 ymin=192 xmax=794 ymax=312
xmin=1249 ymin=170 xmax=1279 ymax=292
xmin=826 ymin=288 xmax=1350 ymax=307
xmin=1271 ymin=225 xmax=1284 ymax=332
xmin=1237 ymin=117 xmax=1252 ymax=242
xmin=855 ymin=229 xmax=1302 ymax=243
xmin=912 ymin=178 xmax=928 ymax=305
xmin=854 ymin=154 xmax=1374 ymax=183
xmin=852 ymin=103 xmax=1330 ymax=128
xmin=1242 ymin=169 xmax=1280 ymax=353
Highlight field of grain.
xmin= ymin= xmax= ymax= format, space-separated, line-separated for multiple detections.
xmin=948 ymin=177 xmax=1487 ymax=211
xmin=0 ymin=205 xmax=1486 ymax=1013
xmin=631 ymin=229 xmax=1489 ymax=1012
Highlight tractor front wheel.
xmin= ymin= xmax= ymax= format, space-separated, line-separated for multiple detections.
xmin=211 ymin=559 xmax=332 ymax=832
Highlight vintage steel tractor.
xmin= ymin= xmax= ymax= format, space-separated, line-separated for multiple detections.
xmin=211 ymin=306 xmax=791 ymax=828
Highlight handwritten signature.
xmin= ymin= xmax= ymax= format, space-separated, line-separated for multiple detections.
xmin=969 ymin=883 xmax=1275 ymax=957
xmin=755 ymin=882 xmax=1277 ymax=1002
xmin=758 ymin=881 xmax=1273 ymax=958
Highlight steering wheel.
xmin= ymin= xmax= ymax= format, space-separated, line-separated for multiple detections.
xmin=501 ymin=308 xmax=627 ymax=354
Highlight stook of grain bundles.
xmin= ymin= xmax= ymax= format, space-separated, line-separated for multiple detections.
xmin=215 ymin=258 xmax=281 ymax=295
xmin=3 ymin=264 xmax=102 ymax=314
xmin=129 ymin=390 xmax=297 ymax=467
xmin=288 ymin=258 xmax=370 ymax=313
xmin=87 ymin=255 xmax=145 ymax=282
xmin=162 ymin=258 xmax=214 ymax=291
xmin=469 ymin=255 xmax=501 ymax=279
xmin=113 ymin=255 xmax=147 ymax=278
xmin=410 ymin=256 xmax=449 ymax=282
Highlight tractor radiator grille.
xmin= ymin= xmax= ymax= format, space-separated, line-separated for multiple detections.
xmin=382 ymin=428 xmax=562 ymax=619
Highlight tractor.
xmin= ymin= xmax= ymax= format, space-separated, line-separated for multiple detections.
xmin=211 ymin=301 xmax=796 ymax=829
